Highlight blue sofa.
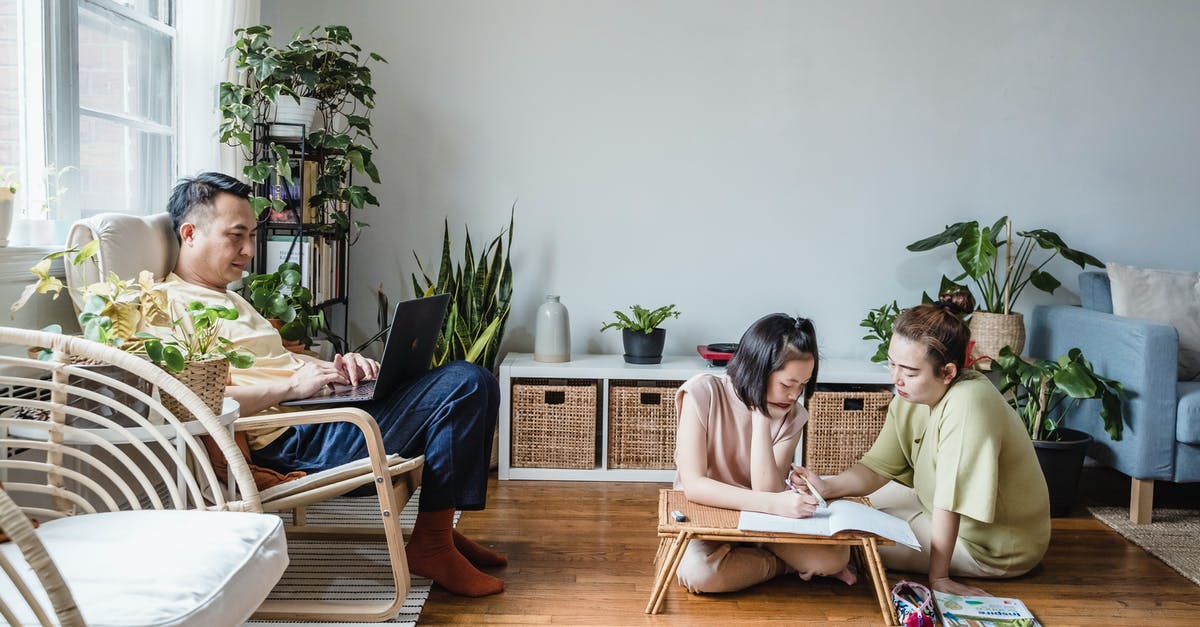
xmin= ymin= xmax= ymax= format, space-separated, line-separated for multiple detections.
xmin=1029 ymin=271 xmax=1200 ymax=524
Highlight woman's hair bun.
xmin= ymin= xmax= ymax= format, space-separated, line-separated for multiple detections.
xmin=937 ymin=289 xmax=976 ymax=316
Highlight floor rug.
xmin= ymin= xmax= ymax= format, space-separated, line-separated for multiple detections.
xmin=1088 ymin=505 xmax=1200 ymax=587
xmin=246 ymin=487 xmax=456 ymax=626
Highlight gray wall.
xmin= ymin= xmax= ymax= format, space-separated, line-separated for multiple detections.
xmin=262 ymin=0 xmax=1200 ymax=361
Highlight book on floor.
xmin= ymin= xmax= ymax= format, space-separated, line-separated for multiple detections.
xmin=934 ymin=591 xmax=1042 ymax=627
xmin=737 ymin=499 xmax=921 ymax=550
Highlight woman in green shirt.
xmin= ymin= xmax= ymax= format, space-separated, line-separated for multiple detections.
xmin=794 ymin=291 xmax=1049 ymax=596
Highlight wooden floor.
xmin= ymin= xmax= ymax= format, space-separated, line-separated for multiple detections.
xmin=422 ymin=467 xmax=1200 ymax=625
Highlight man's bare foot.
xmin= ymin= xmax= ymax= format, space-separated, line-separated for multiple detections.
xmin=830 ymin=564 xmax=858 ymax=586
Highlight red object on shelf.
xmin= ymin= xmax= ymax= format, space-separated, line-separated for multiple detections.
xmin=696 ymin=344 xmax=735 ymax=365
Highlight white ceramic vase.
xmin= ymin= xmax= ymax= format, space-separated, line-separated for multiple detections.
xmin=534 ymin=295 xmax=570 ymax=363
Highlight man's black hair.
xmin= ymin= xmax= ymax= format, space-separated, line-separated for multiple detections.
xmin=166 ymin=172 xmax=253 ymax=242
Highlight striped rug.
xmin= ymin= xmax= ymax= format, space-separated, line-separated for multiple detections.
xmin=246 ymin=487 xmax=455 ymax=626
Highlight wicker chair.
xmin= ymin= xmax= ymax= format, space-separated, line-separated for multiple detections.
xmin=61 ymin=213 xmax=426 ymax=622
xmin=0 ymin=327 xmax=285 ymax=625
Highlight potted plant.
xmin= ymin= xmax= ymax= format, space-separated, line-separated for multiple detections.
xmin=12 ymin=246 xmax=255 ymax=422
xmin=600 ymin=304 xmax=681 ymax=365
xmin=411 ymin=212 xmax=514 ymax=372
xmin=241 ymin=261 xmax=326 ymax=352
xmin=994 ymin=345 xmax=1126 ymax=516
xmin=219 ymin=24 xmax=384 ymax=236
xmin=906 ymin=217 xmax=1103 ymax=367
xmin=0 ymin=166 xmax=17 ymax=247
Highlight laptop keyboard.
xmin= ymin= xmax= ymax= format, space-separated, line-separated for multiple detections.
xmin=326 ymin=379 xmax=377 ymax=402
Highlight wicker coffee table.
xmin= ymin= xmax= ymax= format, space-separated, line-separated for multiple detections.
xmin=647 ymin=489 xmax=899 ymax=625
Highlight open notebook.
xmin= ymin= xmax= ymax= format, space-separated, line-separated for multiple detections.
xmin=738 ymin=499 xmax=921 ymax=550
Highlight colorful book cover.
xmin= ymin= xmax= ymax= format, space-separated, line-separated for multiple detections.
xmin=934 ymin=591 xmax=1041 ymax=627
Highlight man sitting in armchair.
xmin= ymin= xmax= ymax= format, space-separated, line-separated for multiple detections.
xmin=158 ymin=171 xmax=506 ymax=597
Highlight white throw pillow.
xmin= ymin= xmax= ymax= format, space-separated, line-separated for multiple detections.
xmin=1106 ymin=261 xmax=1200 ymax=381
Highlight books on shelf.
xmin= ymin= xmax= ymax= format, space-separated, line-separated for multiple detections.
xmin=934 ymin=591 xmax=1041 ymax=627
xmin=737 ymin=499 xmax=921 ymax=550
xmin=265 ymin=159 xmax=319 ymax=224
xmin=262 ymin=235 xmax=344 ymax=304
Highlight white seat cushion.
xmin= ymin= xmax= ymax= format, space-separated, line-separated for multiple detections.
xmin=0 ymin=510 xmax=287 ymax=627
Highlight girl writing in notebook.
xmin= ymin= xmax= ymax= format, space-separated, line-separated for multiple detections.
xmin=793 ymin=290 xmax=1050 ymax=596
xmin=673 ymin=314 xmax=857 ymax=593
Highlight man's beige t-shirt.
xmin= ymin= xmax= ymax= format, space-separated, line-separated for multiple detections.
xmin=672 ymin=373 xmax=807 ymax=489
xmin=156 ymin=273 xmax=301 ymax=449
xmin=860 ymin=369 xmax=1050 ymax=572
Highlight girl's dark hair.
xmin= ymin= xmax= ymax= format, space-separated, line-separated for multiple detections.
xmin=892 ymin=289 xmax=975 ymax=375
xmin=166 ymin=172 xmax=252 ymax=242
xmin=726 ymin=313 xmax=819 ymax=411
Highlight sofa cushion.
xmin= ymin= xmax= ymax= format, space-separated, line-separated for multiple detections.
xmin=1106 ymin=262 xmax=1200 ymax=381
xmin=1177 ymin=382 xmax=1200 ymax=445
xmin=0 ymin=509 xmax=287 ymax=627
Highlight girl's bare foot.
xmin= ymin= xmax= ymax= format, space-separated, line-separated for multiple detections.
xmin=830 ymin=564 xmax=858 ymax=586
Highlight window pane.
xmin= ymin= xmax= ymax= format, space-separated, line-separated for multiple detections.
xmin=0 ymin=0 xmax=20 ymax=178
xmin=79 ymin=115 xmax=171 ymax=218
xmin=79 ymin=4 xmax=172 ymax=125
xmin=103 ymin=0 xmax=171 ymax=25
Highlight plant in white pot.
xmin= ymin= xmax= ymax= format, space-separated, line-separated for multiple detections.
xmin=0 ymin=166 xmax=17 ymax=247
xmin=994 ymin=345 xmax=1125 ymax=516
xmin=600 ymin=304 xmax=681 ymax=365
xmin=906 ymin=217 xmax=1103 ymax=368
xmin=219 ymin=24 xmax=385 ymax=236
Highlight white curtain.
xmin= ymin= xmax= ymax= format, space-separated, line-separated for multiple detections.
xmin=177 ymin=0 xmax=261 ymax=179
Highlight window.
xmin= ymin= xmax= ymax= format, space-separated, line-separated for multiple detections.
xmin=0 ymin=0 xmax=175 ymax=248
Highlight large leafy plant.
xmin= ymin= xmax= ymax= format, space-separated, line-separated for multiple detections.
xmin=11 ymin=244 xmax=170 ymax=349
xmin=906 ymin=217 xmax=1102 ymax=314
xmin=241 ymin=261 xmax=325 ymax=347
xmin=219 ymin=24 xmax=384 ymax=234
xmin=600 ymin=304 xmax=681 ymax=334
xmin=995 ymin=345 xmax=1125 ymax=441
xmin=411 ymin=212 xmax=514 ymax=371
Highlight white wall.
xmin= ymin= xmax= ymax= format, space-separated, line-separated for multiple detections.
xmin=262 ymin=0 xmax=1200 ymax=361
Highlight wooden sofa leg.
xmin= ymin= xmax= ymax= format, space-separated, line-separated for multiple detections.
xmin=1130 ymin=478 xmax=1154 ymax=524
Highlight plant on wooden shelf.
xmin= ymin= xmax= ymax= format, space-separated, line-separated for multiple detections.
xmin=600 ymin=304 xmax=681 ymax=365
xmin=994 ymin=344 xmax=1125 ymax=516
xmin=241 ymin=261 xmax=326 ymax=350
xmin=219 ymin=24 xmax=384 ymax=236
xmin=411 ymin=211 xmax=514 ymax=371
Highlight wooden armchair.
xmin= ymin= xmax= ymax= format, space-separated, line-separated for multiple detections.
xmin=60 ymin=213 xmax=427 ymax=622
xmin=0 ymin=327 xmax=285 ymax=625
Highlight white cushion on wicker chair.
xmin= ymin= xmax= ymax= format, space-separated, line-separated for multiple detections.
xmin=0 ymin=509 xmax=287 ymax=627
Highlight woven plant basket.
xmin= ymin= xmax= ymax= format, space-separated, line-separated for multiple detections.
xmin=160 ymin=356 xmax=229 ymax=422
xmin=968 ymin=311 xmax=1025 ymax=370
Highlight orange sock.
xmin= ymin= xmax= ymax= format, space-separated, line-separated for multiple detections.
xmin=406 ymin=508 xmax=504 ymax=597
xmin=453 ymin=529 xmax=508 ymax=567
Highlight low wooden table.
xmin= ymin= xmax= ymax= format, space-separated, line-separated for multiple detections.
xmin=647 ymin=489 xmax=899 ymax=625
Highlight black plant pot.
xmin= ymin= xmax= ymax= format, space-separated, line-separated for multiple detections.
xmin=622 ymin=328 xmax=666 ymax=365
xmin=1033 ymin=427 xmax=1093 ymax=517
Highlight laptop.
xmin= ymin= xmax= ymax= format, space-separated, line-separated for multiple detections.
xmin=281 ymin=293 xmax=451 ymax=407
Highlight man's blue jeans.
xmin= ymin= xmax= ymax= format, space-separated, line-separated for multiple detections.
xmin=251 ymin=361 xmax=500 ymax=511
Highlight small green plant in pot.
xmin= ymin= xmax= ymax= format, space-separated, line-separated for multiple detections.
xmin=600 ymin=304 xmax=681 ymax=365
xmin=241 ymin=261 xmax=326 ymax=350
xmin=994 ymin=345 xmax=1125 ymax=516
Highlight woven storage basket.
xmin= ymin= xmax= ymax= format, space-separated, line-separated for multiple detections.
xmin=160 ymin=356 xmax=229 ymax=422
xmin=607 ymin=380 xmax=683 ymax=469
xmin=511 ymin=378 xmax=598 ymax=469
xmin=968 ymin=311 xmax=1025 ymax=370
xmin=804 ymin=388 xmax=893 ymax=476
